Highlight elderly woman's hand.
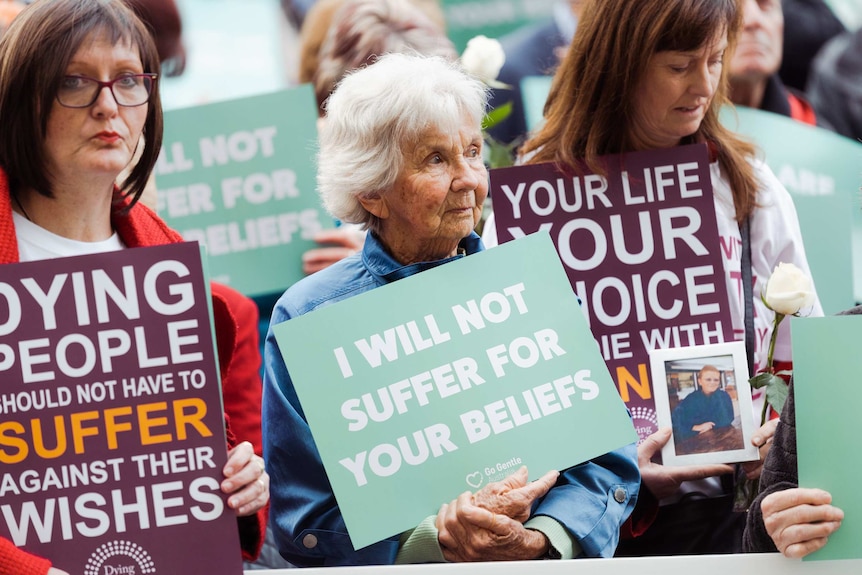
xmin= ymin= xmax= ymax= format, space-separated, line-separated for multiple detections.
xmin=472 ymin=466 xmax=558 ymax=522
xmin=221 ymin=441 xmax=269 ymax=517
xmin=436 ymin=491 xmax=550 ymax=562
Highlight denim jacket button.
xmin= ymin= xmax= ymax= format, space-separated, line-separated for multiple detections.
xmin=613 ymin=487 xmax=627 ymax=503
xmin=303 ymin=534 xmax=318 ymax=549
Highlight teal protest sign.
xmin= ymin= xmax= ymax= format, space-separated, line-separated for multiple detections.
xmin=792 ymin=315 xmax=862 ymax=561
xmin=273 ymin=233 xmax=637 ymax=549
xmin=156 ymin=86 xmax=329 ymax=297
xmin=522 ymin=81 xmax=860 ymax=314
xmin=441 ymin=0 xmax=556 ymax=52
xmin=825 ymin=0 xmax=862 ymax=29
xmin=721 ymin=107 xmax=859 ymax=314
xmin=521 ymin=75 xmax=552 ymax=134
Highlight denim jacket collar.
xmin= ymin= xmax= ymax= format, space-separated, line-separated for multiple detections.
xmin=362 ymin=230 xmax=484 ymax=283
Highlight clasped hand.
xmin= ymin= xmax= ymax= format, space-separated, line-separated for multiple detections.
xmin=436 ymin=466 xmax=558 ymax=562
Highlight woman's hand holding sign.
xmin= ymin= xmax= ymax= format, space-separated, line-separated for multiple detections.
xmin=436 ymin=467 xmax=559 ymax=561
xmin=222 ymin=441 xmax=269 ymax=517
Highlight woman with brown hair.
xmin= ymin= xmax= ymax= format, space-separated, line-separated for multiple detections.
xmin=484 ymin=0 xmax=823 ymax=554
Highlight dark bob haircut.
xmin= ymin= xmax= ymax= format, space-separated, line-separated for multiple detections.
xmin=0 ymin=0 xmax=162 ymax=205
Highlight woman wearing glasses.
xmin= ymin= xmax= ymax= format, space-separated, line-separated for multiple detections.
xmin=0 ymin=1 xmax=268 ymax=573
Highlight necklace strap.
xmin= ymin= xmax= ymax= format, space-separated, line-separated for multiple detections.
xmin=11 ymin=191 xmax=32 ymax=222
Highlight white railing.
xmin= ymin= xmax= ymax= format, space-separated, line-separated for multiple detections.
xmin=247 ymin=553 xmax=860 ymax=574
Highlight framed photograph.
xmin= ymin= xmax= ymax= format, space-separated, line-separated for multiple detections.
xmin=649 ymin=341 xmax=760 ymax=466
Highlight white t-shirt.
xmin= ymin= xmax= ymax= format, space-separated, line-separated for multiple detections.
xmin=13 ymin=211 xmax=125 ymax=262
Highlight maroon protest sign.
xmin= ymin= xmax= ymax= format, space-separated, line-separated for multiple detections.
xmin=490 ymin=144 xmax=735 ymax=440
xmin=0 ymin=243 xmax=242 ymax=574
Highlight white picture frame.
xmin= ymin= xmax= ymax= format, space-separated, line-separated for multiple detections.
xmin=649 ymin=341 xmax=760 ymax=466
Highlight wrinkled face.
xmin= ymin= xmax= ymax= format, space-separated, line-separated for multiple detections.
xmin=730 ymin=0 xmax=784 ymax=80
xmin=699 ymin=369 xmax=722 ymax=395
xmin=376 ymin=114 xmax=487 ymax=261
xmin=44 ymin=30 xmax=148 ymax=185
xmin=632 ymin=31 xmax=728 ymax=149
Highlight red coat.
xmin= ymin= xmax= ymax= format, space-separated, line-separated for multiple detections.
xmin=0 ymin=537 xmax=50 ymax=575
xmin=0 ymin=171 xmax=266 ymax=570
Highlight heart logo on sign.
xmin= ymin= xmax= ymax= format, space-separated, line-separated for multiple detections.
xmin=465 ymin=472 xmax=483 ymax=489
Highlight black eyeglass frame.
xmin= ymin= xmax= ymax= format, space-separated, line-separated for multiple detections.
xmin=56 ymin=73 xmax=159 ymax=109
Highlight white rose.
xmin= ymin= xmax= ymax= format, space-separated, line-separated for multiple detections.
xmin=460 ymin=35 xmax=505 ymax=83
xmin=763 ymin=262 xmax=815 ymax=315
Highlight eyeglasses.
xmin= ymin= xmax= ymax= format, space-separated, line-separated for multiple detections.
xmin=56 ymin=73 xmax=158 ymax=108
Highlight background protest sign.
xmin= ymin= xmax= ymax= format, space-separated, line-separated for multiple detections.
xmin=440 ymin=0 xmax=555 ymax=51
xmin=273 ymin=233 xmax=636 ymax=549
xmin=0 ymin=243 xmax=242 ymax=574
xmin=721 ymin=107 xmax=858 ymax=313
xmin=792 ymin=315 xmax=862 ymax=562
xmin=156 ymin=85 xmax=330 ymax=298
xmin=490 ymin=144 xmax=735 ymax=442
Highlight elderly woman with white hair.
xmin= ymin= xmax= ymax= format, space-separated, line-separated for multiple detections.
xmin=262 ymin=52 xmax=639 ymax=567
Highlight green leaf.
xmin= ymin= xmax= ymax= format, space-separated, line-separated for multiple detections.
xmin=749 ymin=372 xmax=781 ymax=390
xmin=486 ymin=141 xmax=515 ymax=168
xmin=482 ymin=131 xmax=521 ymax=168
xmin=482 ymin=101 xmax=513 ymax=130
xmin=765 ymin=377 xmax=789 ymax=415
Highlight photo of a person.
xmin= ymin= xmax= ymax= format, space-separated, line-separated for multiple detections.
xmin=650 ymin=342 xmax=759 ymax=466
xmin=667 ymin=359 xmax=744 ymax=456
xmin=672 ymin=364 xmax=735 ymax=440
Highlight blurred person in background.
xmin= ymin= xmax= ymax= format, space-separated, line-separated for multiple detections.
xmin=286 ymin=0 xmax=444 ymax=32
xmin=778 ymin=0 xmax=845 ymax=93
xmin=298 ymin=0 xmax=456 ymax=276
xmin=728 ymin=0 xmax=825 ymax=127
xmin=806 ymin=25 xmax=862 ymax=142
xmin=126 ymin=0 xmax=186 ymax=77
xmin=308 ymin=0 xmax=453 ymax=113
xmin=486 ymin=0 xmax=584 ymax=147
xmin=0 ymin=0 xmax=24 ymax=34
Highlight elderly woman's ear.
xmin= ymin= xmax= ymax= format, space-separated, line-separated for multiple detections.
xmin=357 ymin=192 xmax=389 ymax=220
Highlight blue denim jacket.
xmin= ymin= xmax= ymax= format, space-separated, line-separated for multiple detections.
xmin=262 ymin=231 xmax=639 ymax=566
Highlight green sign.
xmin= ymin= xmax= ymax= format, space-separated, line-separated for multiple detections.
xmin=156 ymin=86 xmax=330 ymax=297
xmin=793 ymin=315 xmax=862 ymax=561
xmin=441 ymin=0 xmax=556 ymax=52
xmin=273 ymin=233 xmax=637 ymax=549
xmin=161 ymin=0 xmax=286 ymax=110
xmin=521 ymin=75 xmax=552 ymax=134
xmin=825 ymin=0 xmax=862 ymax=30
xmin=721 ymin=107 xmax=859 ymax=314
xmin=521 ymin=78 xmax=859 ymax=313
